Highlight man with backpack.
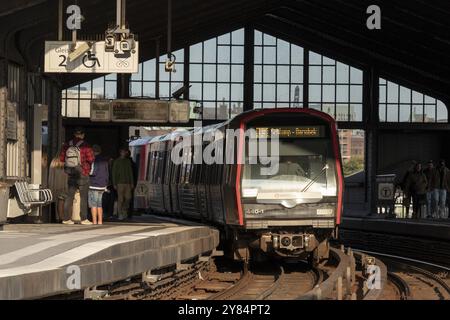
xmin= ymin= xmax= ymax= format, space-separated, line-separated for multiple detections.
xmin=59 ymin=127 xmax=95 ymax=225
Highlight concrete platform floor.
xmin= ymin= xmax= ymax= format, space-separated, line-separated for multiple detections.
xmin=0 ymin=215 xmax=219 ymax=300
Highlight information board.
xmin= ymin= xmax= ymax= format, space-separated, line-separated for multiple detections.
xmin=91 ymin=100 xmax=112 ymax=122
xmin=44 ymin=41 xmax=139 ymax=74
xmin=111 ymin=100 xmax=169 ymax=123
xmin=6 ymin=102 xmax=17 ymax=141
xmin=169 ymin=101 xmax=190 ymax=123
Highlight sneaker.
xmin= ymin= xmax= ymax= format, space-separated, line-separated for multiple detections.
xmin=62 ymin=220 xmax=75 ymax=225
xmin=81 ymin=220 xmax=93 ymax=225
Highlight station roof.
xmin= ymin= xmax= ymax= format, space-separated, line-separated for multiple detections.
xmin=1 ymin=0 xmax=449 ymax=103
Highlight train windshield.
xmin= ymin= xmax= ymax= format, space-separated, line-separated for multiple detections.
xmin=242 ymin=137 xmax=337 ymax=207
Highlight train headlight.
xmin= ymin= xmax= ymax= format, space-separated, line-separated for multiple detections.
xmin=242 ymin=188 xmax=258 ymax=198
xmin=272 ymin=235 xmax=280 ymax=249
xmin=281 ymin=237 xmax=291 ymax=247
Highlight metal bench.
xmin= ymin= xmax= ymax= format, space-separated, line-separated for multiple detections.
xmin=14 ymin=181 xmax=53 ymax=213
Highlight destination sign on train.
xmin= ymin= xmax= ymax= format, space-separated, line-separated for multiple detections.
xmin=255 ymin=126 xmax=325 ymax=138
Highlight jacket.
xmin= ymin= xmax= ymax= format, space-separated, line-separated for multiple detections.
xmin=89 ymin=156 xmax=110 ymax=190
xmin=60 ymin=138 xmax=95 ymax=177
xmin=429 ymin=166 xmax=450 ymax=191
xmin=405 ymin=171 xmax=428 ymax=195
xmin=112 ymin=157 xmax=134 ymax=186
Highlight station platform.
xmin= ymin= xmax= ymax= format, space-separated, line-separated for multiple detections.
xmin=0 ymin=216 xmax=219 ymax=300
xmin=341 ymin=216 xmax=450 ymax=242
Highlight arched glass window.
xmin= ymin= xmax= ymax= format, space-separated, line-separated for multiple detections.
xmin=309 ymin=51 xmax=363 ymax=122
xmin=130 ymin=48 xmax=185 ymax=99
xmin=379 ymin=78 xmax=448 ymax=123
xmin=62 ymin=74 xmax=117 ymax=118
xmin=254 ymin=30 xmax=304 ymax=109
xmin=189 ymin=29 xmax=245 ymax=120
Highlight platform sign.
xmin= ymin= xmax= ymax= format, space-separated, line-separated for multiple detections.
xmin=44 ymin=41 xmax=139 ymax=74
xmin=378 ymin=183 xmax=394 ymax=200
xmin=169 ymin=101 xmax=190 ymax=123
xmin=91 ymin=100 xmax=112 ymax=122
xmin=111 ymin=100 xmax=169 ymax=123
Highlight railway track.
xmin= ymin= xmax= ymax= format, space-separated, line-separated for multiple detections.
xmin=355 ymin=250 xmax=450 ymax=300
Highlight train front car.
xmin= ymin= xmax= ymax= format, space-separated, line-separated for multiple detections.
xmin=231 ymin=108 xmax=343 ymax=263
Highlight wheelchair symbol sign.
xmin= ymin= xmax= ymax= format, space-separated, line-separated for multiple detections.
xmin=83 ymin=51 xmax=101 ymax=68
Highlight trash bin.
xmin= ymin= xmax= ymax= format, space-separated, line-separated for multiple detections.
xmin=0 ymin=183 xmax=9 ymax=224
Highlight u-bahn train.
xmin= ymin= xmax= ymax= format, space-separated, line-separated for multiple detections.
xmin=130 ymin=108 xmax=343 ymax=262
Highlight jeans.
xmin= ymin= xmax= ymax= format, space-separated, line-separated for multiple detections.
xmin=433 ymin=189 xmax=447 ymax=218
xmin=426 ymin=191 xmax=435 ymax=217
xmin=64 ymin=176 xmax=89 ymax=221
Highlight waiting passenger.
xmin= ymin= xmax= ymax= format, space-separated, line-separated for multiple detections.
xmin=405 ymin=163 xmax=427 ymax=219
xmin=48 ymin=147 xmax=68 ymax=223
xmin=89 ymin=145 xmax=109 ymax=225
xmin=432 ymin=160 xmax=450 ymax=219
xmin=112 ymin=148 xmax=135 ymax=221
xmin=423 ymin=160 xmax=436 ymax=218
xmin=401 ymin=160 xmax=417 ymax=216
xmin=60 ymin=127 xmax=95 ymax=225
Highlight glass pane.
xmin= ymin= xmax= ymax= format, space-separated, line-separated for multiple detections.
xmin=323 ymin=85 xmax=335 ymax=102
xmin=379 ymin=104 xmax=387 ymax=122
xmin=132 ymin=64 xmax=143 ymax=81
xmin=424 ymin=105 xmax=436 ymax=123
xmin=425 ymin=95 xmax=435 ymax=104
xmin=255 ymin=47 xmax=263 ymax=64
xmin=263 ymin=65 xmax=276 ymax=83
xmin=323 ymin=104 xmax=336 ymax=118
xmin=190 ymin=83 xmax=202 ymax=101
xmin=217 ymin=83 xmax=230 ymax=101
xmin=218 ymin=33 xmax=230 ymax=45
xmin=231 ymin=83 xmax=243 ymax=101
xmin=254 ymin=65 xmax=262 ymax=83
xmin=350 ymin=67 xmax=363 ymax=84
xmin=218 ymin=64 xmax=230 ymax=82
xmin=412 ymin=91 xmax=423 ymax=104
xmin=323 ymin=56 xmax=335 ymax=66
xmin=277 ymin=66 xmax=289 ymax=83
xmin=217 ymin=101 xmax=229 ymax=120
xmin=291 ymin=44 xmax=303 ymax=65
xmin=310 ymin=66 xmax=322 ymax=83
xmin=254 ymin=84 xmax=262 ymax=101
xmin=92 ymin=77 xmax=104 ymax=98
xmin=350 ymin=85 xmax=362 ymax=103
xmin=263 ymin=33 xmax=276 ymax=45
xmin=263 ymin=46 xmax=276 ymax=64
xmin=412 ymin=105 xmax=424 ymax=122
xmin=337 ymin=63 xmax=349 ymax=83
xmin=379 ymin=85 xmax=386 ymax=103
xmin=231 ymin=65 xmax=243 ymax=83
xmin=232 ymin=46 xmax=244 ymax=64
xmin=337 ymin=85 xmax=349 ymax=102
xmin=387 ymin=82 xmax=398 ymax=103
xmin=277 ymin=84 xmax=290 ymax=102
xmin=309 ymin=51 xmax=322 ymax=65
xmin=309 ymin=84 xmax=321 ymax=102
xmin=130 ymin=82 xmax=142 ymax=97
xmin=336 ymin=105 xmax=349 ymax=121
xmin=143 ymin=82 xmax=155 ymax=97
xmin=171 ymin=66 xmax=184 ymax=82
xmin=105 ymin=81 xmax=116 ymax=99
xmin=203 ymin=64 xmax=216 ymax=82
xmin=255 ymin=30 xmax=263 ymax=46
xmin=387 ymin=104 xmax=399 ymax=122
xmin=291 ymin=66 xmax=303 ymax=83
xmin=203 ymin=83 xmax=216 ymax=100
xmin=143 ymin=59 xmax=156 ymax=81
xmin=323 ymin=66 xmax=335 ymax=84
xmin=399 ymin=105 xmax=411 ymax=122
xmin=204 ymin=38 xmax=216 ymax=63
xmin=218 ymin=46 xmax=230 ymax=63
xmin=190 ymin=64 xmax=202 ymax=81
xmin=400 ymin=87 xmax=411 ymax=103
xmin=159 ymin=82 xmax=170 ymax=98
xmin=232 ymin=29 xmax=245 ymax=45
xmin=277 ymin=40 xmax=290 ymax=64
xmin=437 ymin=101 xmax=448 ymax=122
xmin=190 ymin=43 xmax=203 ymax=63
xmin=263 ymin=84 xmax=275 ymax=102
xmin=105 ymin=73 xmax=117 ymax=81
xmin=203 ymin=101 xmax=216 ymax=120
xmin=159 ymin=63 xmax=170 ymax=81
xmin=232 ymin=101 xmax=243 ymax=116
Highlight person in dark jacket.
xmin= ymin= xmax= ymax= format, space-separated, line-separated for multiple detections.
xmin=423 ymin=160 xmax=436 ymax=218
xmin=89 ymin=145 xmax=109 ymax=225
xmin=112 ymin=147 xmax=135 ymax=221
xmin=401 ymin=160 xmax=417 ymax=216
xmin=405 ymin=163 xmax=427 ymax=219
